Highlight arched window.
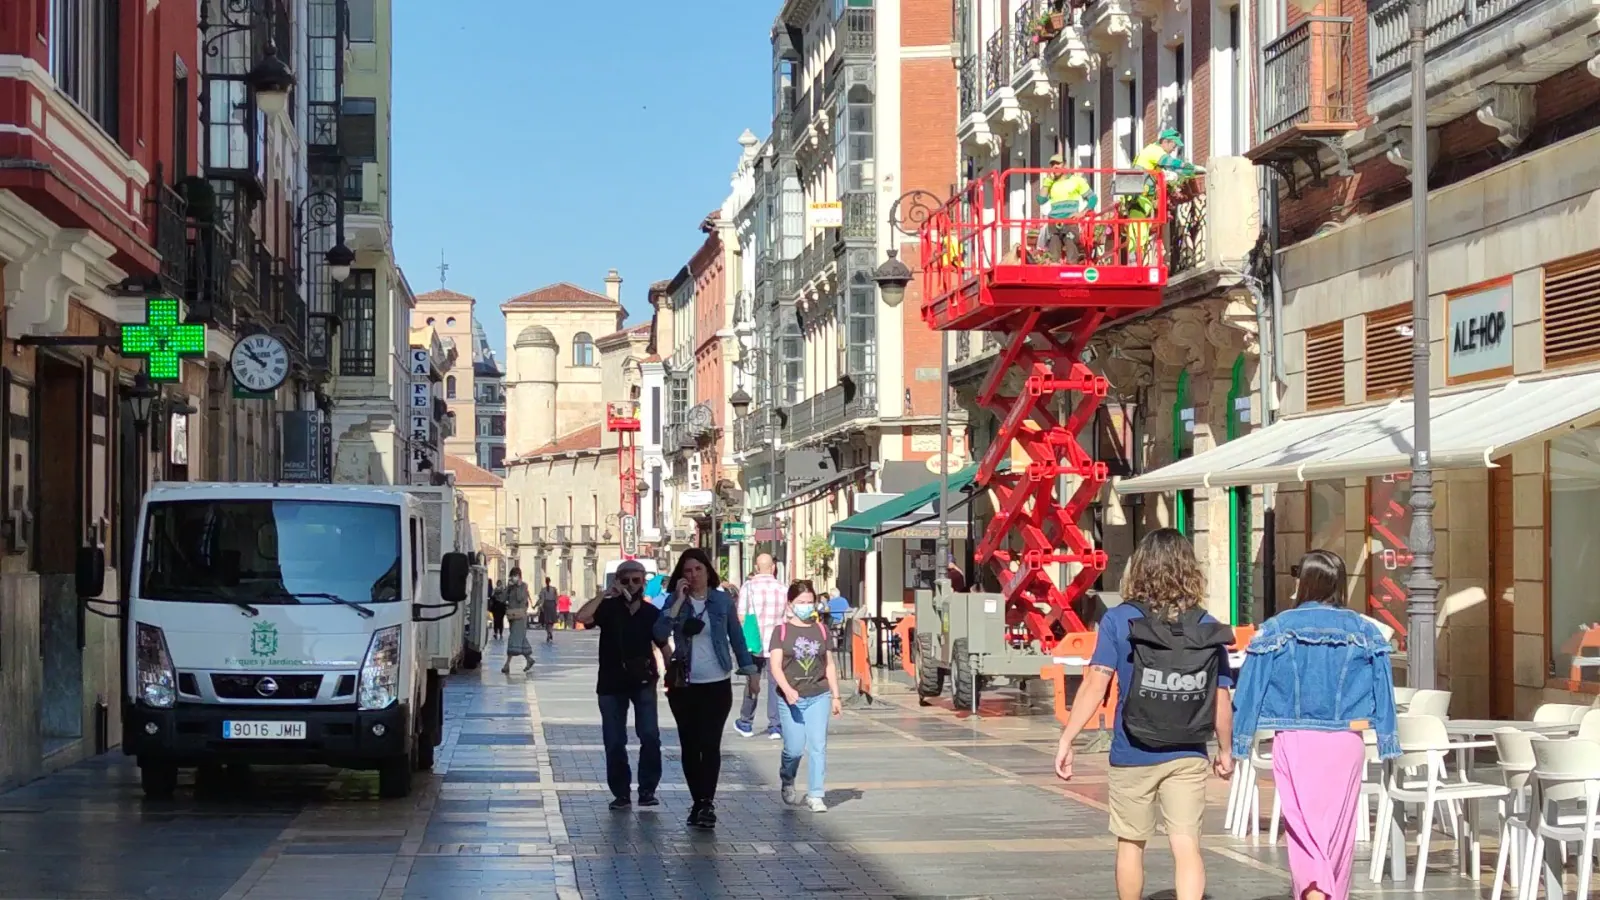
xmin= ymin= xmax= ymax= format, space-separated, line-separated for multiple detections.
xmin=446 ymin=375 xmax=457 ymax=399
xmin=572 ymin=332 xmax=596 ymax=367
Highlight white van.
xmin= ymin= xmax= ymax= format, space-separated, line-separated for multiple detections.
xmin=79 ymin=482 xmax=469 ymax=799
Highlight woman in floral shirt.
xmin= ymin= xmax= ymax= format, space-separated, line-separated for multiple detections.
xmin=768 ymin=580 xmax=842 ymax=812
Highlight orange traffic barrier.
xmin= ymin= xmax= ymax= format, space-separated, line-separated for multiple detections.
xmin=1230 ymin=624 xmax=1256 ymax=650
xmin=893 ymin=615 xmax=917 ymax=680
xmin=851 ymin=619 xmax=872 ymax=698
xmin=1040 ymin=660 xmax=1116 ymax=731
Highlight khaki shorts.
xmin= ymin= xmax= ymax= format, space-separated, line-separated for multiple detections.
xmin=1106 ymin=757 xmax=1210 ymax=841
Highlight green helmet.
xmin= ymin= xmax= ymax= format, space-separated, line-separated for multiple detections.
xmin=1159 ymin=128 xmax=1184 ymax=148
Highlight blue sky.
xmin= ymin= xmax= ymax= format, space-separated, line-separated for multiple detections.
xmin=391 ymin=2 xmax=776 ymax=358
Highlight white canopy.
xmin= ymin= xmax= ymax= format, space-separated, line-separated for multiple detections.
xmin=1115 ymin=370 xmax=1600 ymax=494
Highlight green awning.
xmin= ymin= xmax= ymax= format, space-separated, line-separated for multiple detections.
xmin=829 ymin=463 xmax=981 ymax=552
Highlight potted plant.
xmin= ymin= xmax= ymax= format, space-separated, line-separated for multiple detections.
xmin=804 ymin=534 xmax=835 ymax=582
xmin=175 ymin=176 xmax=215 ymax=224
xmin=1031 ymin=9 xmax=1066 ymax=42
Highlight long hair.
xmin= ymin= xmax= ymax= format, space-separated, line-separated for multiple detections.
xmin=664 ymin=548 xmax=722 ymax=598
xmin=1122 ymin=528 xmax=1206 ymax=622
xmin=1295 ymin=549 xmax=1348 ymax=607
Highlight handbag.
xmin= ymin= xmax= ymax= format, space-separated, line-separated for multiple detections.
xmin=664 ymin=653 xmax=688 ymax=690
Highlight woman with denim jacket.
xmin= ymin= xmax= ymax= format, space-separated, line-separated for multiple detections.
xmin=1231 ymin=550 xmax=1401 ymax=900
xmin=653 ymin=548 xmax=759 ymax=829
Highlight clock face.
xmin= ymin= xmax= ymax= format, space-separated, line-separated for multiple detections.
xmin=230 ymin=333 xmax=290 ymax=393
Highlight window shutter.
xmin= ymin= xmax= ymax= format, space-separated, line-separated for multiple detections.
xmin=1304 ymin=324 xmax=1344 ymax=410
xmin=1544 ymin=252 xmax=1600 ymax=368
xmin=1365 ymin=305 xmax=1413 ymax=400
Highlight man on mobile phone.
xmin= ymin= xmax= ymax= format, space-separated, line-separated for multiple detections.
xmin=576 ymin=560 xmax=665 ymax=811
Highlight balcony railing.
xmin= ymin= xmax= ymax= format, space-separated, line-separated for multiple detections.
xmin=1013 ymin=0 xmax=1044 ymax=70
xmin=149 ymin=177 xmax=189 ymax=298
xmin=958 ymin=55 xmax=980 ymax=119
xmin=826 ymin=5 xmax=876 ymax=83
xmin=792 ymin=87 xmax=814 ymax=146
xmin=1369 ymin=0 xmax=1513 ymax=85
xmin=1167 ymin=177 xmax=1208 ymax=276
xmin=784 ymin=380 xmax=878 ymax=443
xmin=984 ymin=30 xmax=1009 ymax=98
xmin=841 ymin=191 xmax=875 ymax=242
xmin=528 ymin=526 xmax=546 ymax=545
xmin=186 ymin=221 xmax=235 ymax=327
xmin=555 ymin=525 xmax=573 ymax=545
xmin=734 ymin=405 xmax=777 ymax=453
xmin=1260 ymin=16 xmax=1355 ymax=141
xmin=580 ymin=525 xmax=597 ymax=544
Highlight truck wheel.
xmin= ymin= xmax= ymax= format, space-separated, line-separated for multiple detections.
xmin=915 ymin=632 xmax=945 ymax=704
xmin=952 ymin=638 xmax=979 ymax=712
xmin=140 ymin=761 xmax=178 ymax=799
xmin=378 ymin=757 xmax=412 ymax=799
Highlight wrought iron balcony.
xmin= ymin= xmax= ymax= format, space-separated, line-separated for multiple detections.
xmin=1259 ymin=17 xmax=1355 ymax=142
xmin=185 ymin=221 xmax=235 ymax=328
xmin=528 ymin=526 xmax=546 ymax=545
xmin=1167 ymin=177 xmax=1208 ymax=277
xmin=580 ymin=525 xmax=597 ymax=544
xmin=958 ymin=55 xmax=980 ymax=119
xmin=1013 ymin=0 xmax=1044 ymax=70
xmin=983 ymin=30 xmax=1009 ymax=98
xmin=149 ymin=176 xmax=189 ymax=298
xmin=783 ymin=380 xmax=877 ymax=444
xmin=840 ymin=192 xmax=876 ymax=243
xmin=734 ymin=405 xmax=777 ymax=453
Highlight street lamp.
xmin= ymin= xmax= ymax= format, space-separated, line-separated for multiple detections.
xmin=1405 ymin=0 xmax=1440 ymax=688
xmin=871 ymin=250 xmax=913 ymax=308
xmin=878 ymin=188 xmax=952 ymax=586
xmin=729 ymin=388 xmax=752 ymax=415
xmin=245 ymin=44 xmax=295 ymax=117
xmin=324 ymin=241 xmax=355 ymax=284
xmin=201 ymin=1 xmax=297 ymax=115
xmin=126 ymin=374 xmax=162 ymax=433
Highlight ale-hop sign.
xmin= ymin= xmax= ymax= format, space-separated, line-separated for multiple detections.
xmin=1446 ymin=280 xmax=1513 ymax=382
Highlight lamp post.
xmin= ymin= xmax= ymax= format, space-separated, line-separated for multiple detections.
xmin=1405 ymin=0 xmax=1440 ymax=689
xmin=874 ymin=189 xmax=947 ymax=583
xmin=199 ymin=0 xmax=297 ymax=114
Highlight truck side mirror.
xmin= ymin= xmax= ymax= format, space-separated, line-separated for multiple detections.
xmin=76 ymin=546 xmax=106 ymax=599
xmin=440 ymin=552 xmax=469 ymax=605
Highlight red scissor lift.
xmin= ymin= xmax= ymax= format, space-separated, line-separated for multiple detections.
xmin=605 ymin=403 xmax=641 ymax=559
xmin=921 ymin=168 xmax=1169 ymax=653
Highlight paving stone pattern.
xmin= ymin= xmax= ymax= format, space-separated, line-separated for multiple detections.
xmin=0 ymin=633 xmax=1506 ymax=899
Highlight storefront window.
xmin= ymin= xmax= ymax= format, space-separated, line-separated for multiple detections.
xmin=1550 ymin=427 xmax=1600 ymax=686
xmin=1367 ymin=473 xmax=1413 ymax=650
xmin=1308 ymin=481 xmax=1345 ymax=553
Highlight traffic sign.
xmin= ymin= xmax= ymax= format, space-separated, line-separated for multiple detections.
xmin=721 ymin=521 xmax=748 ymax=542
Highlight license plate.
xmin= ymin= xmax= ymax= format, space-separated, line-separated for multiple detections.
xmin=222 ymin=720 xmax=306 ymax=740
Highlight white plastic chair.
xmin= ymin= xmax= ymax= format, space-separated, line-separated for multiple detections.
xmin=1409 ymin=689 xmax=1453 ymax=719
xmin=1369 ymin=714 xmax=1509 ymax=891
xmin=1356 ymin=728 xmax=1384 ymax=845
xmin=1229 ymin=731 xmax=1280 ymax=841
xmin=1523 ymin=737 xmax=1600 ymax=900
xmin=1534 ymin=703 xmax=1591 ymax=727
xmin=1394 ymin=686 xmax=1419 ymax=709
xmin=1489 ymin=728 xmax=1541 ymax=900
xmin=1576 ymin=709 xmax=1600 ymax=742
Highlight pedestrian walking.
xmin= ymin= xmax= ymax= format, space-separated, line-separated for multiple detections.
xmin=487 ymin=579 xmax=506 ymax=640
xmin=768 ymin=580 xmax=841 ymax=812
xmin=1052 ymin=528 xmax=1235 ymax=900
xmin=734 ymin=553 xmax=787 ymax=740
xmin=575 ymin=560 xmax=666 ymax=811
xmin=537 ymin=578 xmax=559 ymax=644
xmin=653 ymin=548 xmax=758 ymax=829
xmin=1230 ymin=550 xmax=1400 ymax=900
xmin=557 ymin=593 xmax=573 ymax=630
xmin=500 ymin=568 xmax=535 ymax=674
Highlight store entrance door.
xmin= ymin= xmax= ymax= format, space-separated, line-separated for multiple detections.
xmin=1489 ymin=456 xmax=1516 ymax=719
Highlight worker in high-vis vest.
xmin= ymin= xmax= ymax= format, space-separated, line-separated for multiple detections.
xmin=1035 ymin=153 xmax=1098 ymax=263
xmin=1124 ymin=128 xmax=1201 ymax=263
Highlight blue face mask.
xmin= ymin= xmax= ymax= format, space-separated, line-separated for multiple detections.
xmin=791 ymin=603 xmax=815 ymax=620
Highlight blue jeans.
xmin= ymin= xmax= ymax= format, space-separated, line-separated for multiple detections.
xmin=736 ymin=656 xmax=782 ymax=735
xmin=598 ymin=686 xmax=662 ymax=801
xmin=778 ymin=692 xmax=831 ymax=799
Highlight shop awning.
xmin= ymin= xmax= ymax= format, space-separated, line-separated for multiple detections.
xmin=1116 ymin=370 xmax=1600 ymax=494
xmin=830 ymin=463 xmax=981 ymax=551
xmin=749 ymin=465 xmax=871 ymax=517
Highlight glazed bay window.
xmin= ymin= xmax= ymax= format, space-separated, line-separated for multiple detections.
xmin=338 ymin=269 xmax=377 ymax=376
xmin=844 ymin=281 xmax=876 ymax=377
xmin=50 ymin=0 xmax=121 ymax=138
xmin=668 ymin=375 xmax=689 ymax=424
xmin=1551 ymin=427 xmax=1600 ymax=687
xmin=340 ymin=98 xmax=378 ymax=200
xmin=780 ymin=321 xmax=803 ymax=406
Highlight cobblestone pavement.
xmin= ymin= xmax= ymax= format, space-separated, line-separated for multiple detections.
xmin=0 ymin=634 xmax=1502 ymax=899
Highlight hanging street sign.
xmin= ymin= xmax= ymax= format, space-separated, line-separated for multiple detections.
xmin=408 ymin=348 xmax=430 ymax=378
xmin=620 ymin=514 xmax=638 ymax=557
xmin=409 ymin=381 xmax=431 ymax=409
xmin=120 ymin=298 xmax=206 ymax=382
xmin=721 ymin=521 xmax=748 ymax=542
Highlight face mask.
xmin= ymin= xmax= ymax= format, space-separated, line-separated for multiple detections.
xmin=792 ymin=603 xmax=815 ymax=620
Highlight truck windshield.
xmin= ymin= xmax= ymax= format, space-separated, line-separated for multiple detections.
xmin=140 ymin=500 xmax=403 ymax=606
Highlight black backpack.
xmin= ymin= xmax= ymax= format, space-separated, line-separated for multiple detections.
xmin=1122 ymin=602 xmax=1234 ymax=750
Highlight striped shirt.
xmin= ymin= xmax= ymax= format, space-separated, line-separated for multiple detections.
xmin=738 ymin=574 xmax=788 ymax=655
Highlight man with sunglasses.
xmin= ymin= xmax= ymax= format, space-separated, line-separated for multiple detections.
xmin=576 ymin=559 xmax=666 ymax=810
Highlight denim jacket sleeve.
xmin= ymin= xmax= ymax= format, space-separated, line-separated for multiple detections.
xmin=1367 ymin=630 xmax=1402 ymax=760
xmin=651 ymin=604 xmax=676 ymax=644
xmin=1230 ymin=627 xmax=1278 ymax=759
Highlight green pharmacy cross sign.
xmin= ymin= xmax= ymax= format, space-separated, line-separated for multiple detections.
xmin=120 ymin=298 xmax=206 ymax=382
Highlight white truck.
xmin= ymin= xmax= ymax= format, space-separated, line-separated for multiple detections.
xmin=78 ymin=482 xmax=470 ymax=799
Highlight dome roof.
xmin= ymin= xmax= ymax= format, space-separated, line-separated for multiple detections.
xmin=514 ymin=325 xmax=558 ymax=349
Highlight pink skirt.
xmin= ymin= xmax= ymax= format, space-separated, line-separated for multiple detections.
xmin=1272 ymin=730 xmax=1366 ymax=900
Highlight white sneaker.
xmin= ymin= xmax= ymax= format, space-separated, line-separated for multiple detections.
xmin=767 ymin=731 xmax=782 ymax=741
xmin=805 ymin=796 xmax=827 ymax=813
xmin=781 ymin=784 xmax=797 ymax=805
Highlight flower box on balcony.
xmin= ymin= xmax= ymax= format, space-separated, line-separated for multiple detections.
xmin=1031 ymin=12 xmax=1065 ymax=41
